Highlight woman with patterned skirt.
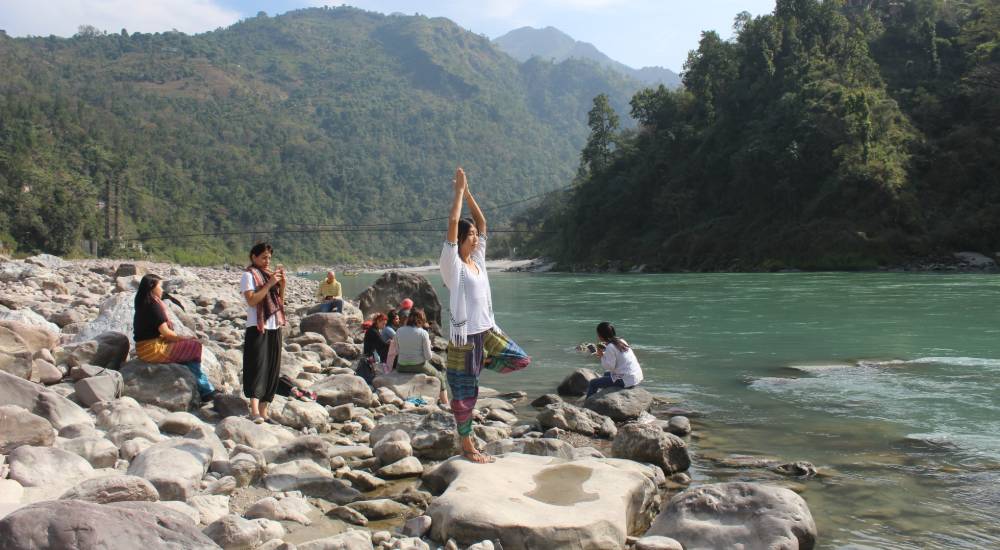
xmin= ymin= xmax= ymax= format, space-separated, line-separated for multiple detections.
xmin=133 ymin=274 xmax=216 ymax=403
xmin=439 ymin=167 xmax=531 ymax=463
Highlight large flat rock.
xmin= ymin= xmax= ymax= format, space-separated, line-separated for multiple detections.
xmin=426 ymin=453 xmax=660 ymax=549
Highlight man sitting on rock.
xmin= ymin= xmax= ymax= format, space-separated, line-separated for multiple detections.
xmin=315 ymin=270 xmax=343 ymax=313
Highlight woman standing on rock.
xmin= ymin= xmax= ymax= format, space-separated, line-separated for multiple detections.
xmin=586 ymin=321 xmax=643 ymax=398
xmin=241 ymin=242 xmax=286 ymax=424
xmin=440 ymin=167 xmax=531 ymax=463
xmin=133 ymin=274 xmax=216 ymax=403
xmin=386 ymin=308 xmax=450 ymax=408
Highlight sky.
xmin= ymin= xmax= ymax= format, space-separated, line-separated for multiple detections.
xmin=0 ymin=0 xmax=777 ymax=71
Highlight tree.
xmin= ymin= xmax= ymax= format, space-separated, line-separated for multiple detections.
xmin=580 ymin=93 xmax=620 ymax=174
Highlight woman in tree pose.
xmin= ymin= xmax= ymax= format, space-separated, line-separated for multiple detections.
xmin=586 ymin=321 xmax=644 ymax=398
xmin=440 ymin=167 xmax=531 ymax=463
xmin=133 ymin=274 xmax=216 ymax=404
xmin=241 ymin=242 xmax=286 ymax=423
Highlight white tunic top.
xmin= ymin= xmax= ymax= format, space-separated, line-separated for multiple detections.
xmin=439 ymin=234 xmax=495 ymax=344
xmin=240 ymin=271 xmax=279 ymax=330
xmin=601 ymin=340 xmax=644 ymax=387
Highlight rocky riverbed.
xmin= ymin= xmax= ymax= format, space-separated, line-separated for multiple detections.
xmin=0 ymin=253 xmax=819 ymax=549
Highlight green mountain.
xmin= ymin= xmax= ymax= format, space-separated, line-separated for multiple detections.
xmin=0 ymin=7 xmax=638 ymax=264
xmin=506 ymin=0 xmax=1000 ymax=271
xmin=493 ymin=26 xmax=682 ymax=88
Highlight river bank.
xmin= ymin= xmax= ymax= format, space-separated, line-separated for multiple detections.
xmin=0 ymin=254 xmax=822 ymax=549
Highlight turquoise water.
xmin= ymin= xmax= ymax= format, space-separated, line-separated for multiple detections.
xmin=332 ymin=271 xmax=1000 ymax=549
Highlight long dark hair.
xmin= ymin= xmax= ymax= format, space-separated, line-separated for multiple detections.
xmin=406 ymin=308 xmax=427 ymax=327
xmin=597 ymin=321 xmax=629 ymax=352
xmin=135 ymin=274 xmax=163 ymax=309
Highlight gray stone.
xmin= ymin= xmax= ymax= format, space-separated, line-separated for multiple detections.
xmin=369 ymin=411 xmax=458 ymax=460
xmin=612 ymin=423 xmax=690 ymax=474
xmin=246 ymin=495 xmax=315 ymax=525
xmin=582 ymin=386 xmax=653 ymax=422
xmin=0 ymin=405 xmax=55 ymax=453
xmin=646 ymin=482 xmax=817 ymax=550
xmin=297 ymin=529 xmax=373 ymax=550
xmin=213 ymin=392 xmax=251 ymax=418
xmin=326 ymin=504 xmax=369 ymax=526
xmin=58 ymin=436 xmax=120 ymax=468
xmin=0 ymin=500 xmax=216 ymax=549
xmin=403 ymin=515 xmax=433 ymax=538
xmin=0 ymin=369 xmax=93 ymax=431
xmin=74 ymin=370 xmax=125 ymax=407
xmin=556 ymin=368 xmax=599 ymax=396
xmin=186 ymin=494 xmax=230 ymax=525
xmin=216 ymin=415 xmax=296 ymax=450
xmin=373 ymin=371 xmax=441 ymax=401
xmin=262 ymin=435 xmax=340 ymax=466
xmin=121 ymin=361 xmax=199 ymax=412
xmin=376 ymin=456 xmax=424 ymax=479
xmin=483 ymin=437 xmax=576 ymax=460
xmin=373 ymin=429 xmax=412 ymax=466
xmin=63 ymin=331 xmax=131 ymax=370
xmin=60 ymin=475 xmax=160 ymax=504
xmin=203 ymin=514 xmax=286 ymax=550
xmin=341 ymin=469 xmax=385 ymax=491
xmin=160 ymin=411 xmax=206 ymax=435
xmin=311 ymin=374 xmax=373 ymax=408
xmin=537 ymin=403 xmax=617 ymax=439
xmin=8 ymin=445 xmax=94 ymax=487
xmin=300 ymin=313 xmax=352 ymax=346
xmin=127 ymin=439 xmax=212 ymax=500
xmin=264 ymin=459 xmax=334 ymax=492
xmin=272 ymin=397 xmax=330 ymax=430
xmin=666 ymin=416 xmax=691 ymax=437
xmin=347 ymin=498 xmax=413 ymax=520
xmin=357 ymin=271 xmax=443 ymax=331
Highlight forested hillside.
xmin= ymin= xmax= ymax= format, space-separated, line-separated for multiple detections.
xmin=506 ymin=0 xmax=1000 ymax=271
xmin=0 ymin=7 xmax=638 ymax=264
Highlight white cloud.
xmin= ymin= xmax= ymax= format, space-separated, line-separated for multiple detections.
xmin=1 ymin=0 xmax=242 ymax=37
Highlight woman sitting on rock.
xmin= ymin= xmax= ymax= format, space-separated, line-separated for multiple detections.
xmin=440 ymin=167 xmax=531 ymax=463
xmin=386 ymin=308 xmax=449 ymax=408
xmin=133 ymin=274 xmax=216 ymax=404
xmin=586 ymin=321 xmax=644 ymax=398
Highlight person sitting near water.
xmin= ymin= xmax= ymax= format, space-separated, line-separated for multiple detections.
xmin=397 ymin=298 xmax=413 ymax=323
xmin=383 ymin=310 xmax=400 ymax=342
xmin=386 ymin=308 xmax=449 ymax=407
xmin=586 ymin=321 xmax=644 ymax=398
xmin=133 ymin=274 xmax=217 ymax=404
xmin=315 ymin=270 xmax=343 ymax=313
xmin=363 ymin=312 xmax=391 ymax=368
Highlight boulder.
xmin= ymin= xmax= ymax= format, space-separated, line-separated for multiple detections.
xmin=127 ymin=439 xmax=212 ymax=500
xmin=60 ymin=475 xmax=160 ymax=504
xmin=74 ymin=370 xmax=125 ymax=407
xmin=556 ymin=368 xmax=599 ymax=397
xmin=203 ymin=514 xmax=286 ymax=550
xmin=264 ymin=459 xmax=334 ymax=492
xmin=0 ymin=318 xmax=60 ymax=349
xmin=370 ymin=411 xmax=458 ymax=460
xmin=666 ymin=416 xmax=691 ymax=437
xmin=0 ymin=405 xmax=55 ymax=453
xmin=530 ymin=393 xmax=562 ymax=408
xmin=357 ymin=271 xmax=442 ymax=330
xmin=300 ymin=313 xmax=352 ymax=346
xmin=341 ymin=470 xmax=385 ymax=492
xmin=347 ymin=498 xmax=413 ymax=520
xmin=0 ymin=500 xmax=216 ymax=549
xmin=403 ymin=515 xmax=433 ymax=538
xmin=611 ymin=423 xmax=691 ymax=474
xmin=25 ymin=253 xmax=71 ymax=269
xmin=427 ymin=453 xmax=660 ymax=549
xmin=31 ymin=359 xmax=64 ymax=384
xmin=186 ymin=494 xmax=230 ymax=525
xmin=217 ymin=416 xmax=296 ymax=450
xmin=272 ymin=397 xmax=330 ymax=430
xmin=262 ymin=435 xmax=341 ymax=466
xmin=646 ymin=482 xmax=817 ymax=550
xmin=121 ymin=361 xmax=199 ymax=412
xmin=297 ymin=529 xmax=374 ymax=550
xmin=58 ymin=436 xmax=120 ymax=468
xmin=184 ymin=424 xmax=232 ymax=475
xmin=483 ymin=437 xmax=576 ymax=460
xmin=7 ymin=445 xmax=94 ymax=488
xmin=373 ymin=371 xmax=441 ymax=401
xmin=312 ymin=374 xmax=373 ymax=407
xmin=63 ymin=331 xmax=131 ymax=370
xmin=159 ymin=411 xmax=206 ymax=435
xmin=376 ymin=456 xmax=424 ymax=479
xmin=213 ymin=392 xmax=251 ymax=418
xmin=582 ymin=387 xmax=653 ymax=422
xmin=94 ymin=397 xmax=159 ymax=432
xmin=230 ymin=446 xmax=266 ymax=487
xmin=246 ymin=495 xmax=315 ymax=525
xmin=373 ymin=429 xmax=412 ymax=466
xmin=536 ymin=403 xmax=617 ymax=439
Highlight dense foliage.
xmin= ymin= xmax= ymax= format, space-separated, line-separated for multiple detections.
xmin=0 ymin=7 xmax=639 ymax=264
xmin=508 ymin=0 xmax=1000 ymax=270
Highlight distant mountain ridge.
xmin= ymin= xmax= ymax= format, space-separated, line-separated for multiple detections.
xmin=493 ymin=26 xmax=681 ymax=88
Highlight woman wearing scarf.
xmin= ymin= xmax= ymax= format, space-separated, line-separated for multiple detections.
xmin=440 ymin=167 xmax=531 ymax=463
xmin=241 ymin=242 xmax=286 ymax=423
xmin=133 ymin=274 xmax=216 ymax=403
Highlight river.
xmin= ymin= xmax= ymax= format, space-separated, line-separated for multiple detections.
xmin=330 ymin=270 xmax=1000 ymax=549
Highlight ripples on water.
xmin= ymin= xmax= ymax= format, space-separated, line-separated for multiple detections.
xmin=334 ymin=271 xmax=1000 ymax=549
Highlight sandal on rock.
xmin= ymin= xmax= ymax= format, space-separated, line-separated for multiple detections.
xmin=462 ymin=449 xmax=495 ymax=464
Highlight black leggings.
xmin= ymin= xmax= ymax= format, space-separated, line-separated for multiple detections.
xmin=243 ymin=327 xmax=282 ymax=402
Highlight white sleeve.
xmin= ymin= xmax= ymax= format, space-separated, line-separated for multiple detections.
xmin=421 ymin=330 xmax=433 ymax=361
xmin=439 ymin=241 xmax=462 ymax=290
xmin=240 ymin=272 xmax=256 ymax=304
